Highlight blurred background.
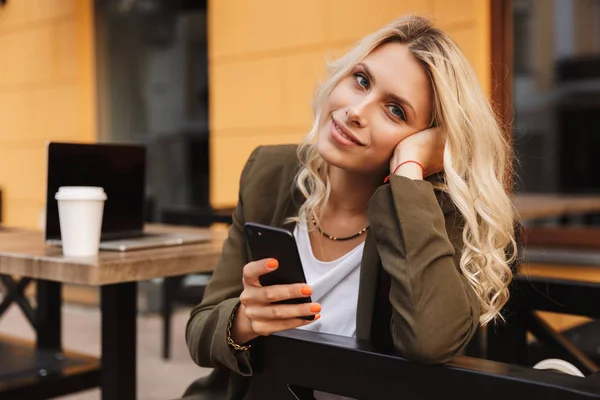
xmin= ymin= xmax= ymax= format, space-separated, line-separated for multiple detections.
xmin=513 ymin=0 xmax=600 ymax=194
xmin=0 ymin=0 xmax=495 ymax=230
xmin=1 ymin=0 xmax=600 ymax=398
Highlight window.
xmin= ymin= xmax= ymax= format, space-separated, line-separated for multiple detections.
xmin=512 ymin=0 xmax=600 ymax=194
xmin=94 ymin=0 xmax=209 ymax=221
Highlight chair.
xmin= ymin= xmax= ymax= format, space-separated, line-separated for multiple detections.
xmin=486 ymin=225 xmax=600 ymax=373
xmin=248 ymin=329 xmax=600 ymax=399
xmin=248 ymin=225 xmax=600 ymax=398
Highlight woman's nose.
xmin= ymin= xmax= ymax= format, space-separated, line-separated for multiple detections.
xmin=345 ymin=105 xmax=367 ymax=128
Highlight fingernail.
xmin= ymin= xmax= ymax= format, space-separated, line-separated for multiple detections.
xmin=267 ymin=259 xmax=278 ymax=269
xmin=313 ymin=314 xmax=321 ymax=321
xmin=310 ymin=304 xmax=321 ymax=313
xmin=300 ymin=286 xmax=312 ymax=296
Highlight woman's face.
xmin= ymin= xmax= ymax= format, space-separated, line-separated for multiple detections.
xmin=317 ymin=42 xmax=433 ymax=175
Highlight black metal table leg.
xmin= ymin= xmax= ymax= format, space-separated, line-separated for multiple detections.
xmin=36 ymin=280 xmax=62 ymax=352
xmin=0 ymin=275 xmax=35 ymax=327
xmin=101 ymin=282 xmax=137 ymax=400
xmin=162 ymin=275 xmax=187 ymax=360
xmin=162 ymin=276 xmax=175 ymax=360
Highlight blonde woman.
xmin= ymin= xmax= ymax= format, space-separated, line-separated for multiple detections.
xmin=184 ymin=14 xmax=517 ymax=400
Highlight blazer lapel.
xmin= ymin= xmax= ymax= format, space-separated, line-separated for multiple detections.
xmin=356 ymin=231 xmax=382 ymax=341
xmin=357 ymin=173 xmax=449 ymax=351
xmin=357 ymin=232 xmax=393 ymax=353
xmin=278 ymin=187 xmax=303 ymax=233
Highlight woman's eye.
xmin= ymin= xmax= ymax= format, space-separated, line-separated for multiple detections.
xmin=387 ymin=104 xmax=406 ymax=121
xmin=353 ymin=73 xmax=369 ymax=89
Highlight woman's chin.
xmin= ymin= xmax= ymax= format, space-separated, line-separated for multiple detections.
xmin=316 ymin=142 xmax=367 ymax=174
xmin=316 ymin=134 xmax=389 ymax=176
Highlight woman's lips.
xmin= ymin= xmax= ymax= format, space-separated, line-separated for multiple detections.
xmin=330 ymin=118 xmax=363 ymax=146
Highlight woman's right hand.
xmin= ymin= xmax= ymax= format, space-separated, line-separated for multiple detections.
xmin=231 ymin=258 xmax=321 ymax=345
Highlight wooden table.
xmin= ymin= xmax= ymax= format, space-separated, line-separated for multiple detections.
xmin=513 ymin=193 xmax=600 ymax=221
xmin=0 ymin=224 xmax=227 ymax=400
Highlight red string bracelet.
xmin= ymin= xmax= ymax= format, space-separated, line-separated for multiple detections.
xmin=383 ymin=160 xmax=426 ymax=183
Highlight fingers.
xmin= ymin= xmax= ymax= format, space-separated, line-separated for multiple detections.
xmin=244 ymin=302 xmax=321 ymax=321
xmin=240 ymin=283 xmax=313 ymax=305
xmin=239 ymin=258 xmax=322 ymax=338
xmin=242 ymin=258 xmax=279 ymax=286
xmin=249 ymin=314 xmax=321 ymax=337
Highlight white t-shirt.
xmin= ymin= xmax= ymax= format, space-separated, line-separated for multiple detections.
xmin=293 ymin=218 xmax=364 ymax=400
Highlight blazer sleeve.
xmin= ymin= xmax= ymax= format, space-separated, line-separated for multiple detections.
xmin=185 ymin=148 xmax=261 ymax=377
xmin=366 ymin=174 xmax=480 ymax=364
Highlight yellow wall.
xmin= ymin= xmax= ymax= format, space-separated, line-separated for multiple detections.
xmin=0 ymin=0 xmax=96 ymax=228
xmin=0 ymin=1 xmax=492 ymax=222
xmin=208 ymin=0 xmax=491 ymax=208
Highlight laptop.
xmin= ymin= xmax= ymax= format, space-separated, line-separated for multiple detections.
xmin=44 ymin=141 xmax=210 ymax=251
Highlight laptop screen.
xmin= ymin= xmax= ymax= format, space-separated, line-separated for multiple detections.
xmin=45 ymin=142 xmax=147 ymax=241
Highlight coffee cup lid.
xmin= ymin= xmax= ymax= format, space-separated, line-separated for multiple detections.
xmin=55 ymin=186 xmax=107 ymax=201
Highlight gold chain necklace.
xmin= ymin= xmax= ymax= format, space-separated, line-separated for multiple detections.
xmin=311 ymin=217 xmax=369 ymax=241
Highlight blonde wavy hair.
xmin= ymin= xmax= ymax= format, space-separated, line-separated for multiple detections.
xmin=293 ymin=15 xmax=518 ymax=325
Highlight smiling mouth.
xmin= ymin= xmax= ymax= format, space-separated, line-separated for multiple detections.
xmin=332 ymin=118 xmax=363 ymax=146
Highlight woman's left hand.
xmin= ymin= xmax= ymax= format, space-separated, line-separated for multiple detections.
xmin=390 ymin=127 xmax=445 ymax=179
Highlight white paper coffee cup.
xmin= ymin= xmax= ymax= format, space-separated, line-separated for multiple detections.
xmin=55 ymin=186 xmax=107 ymax=257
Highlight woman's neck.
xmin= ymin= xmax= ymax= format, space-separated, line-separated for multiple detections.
xmin=325 ymin=165 xmax=382 ymax=217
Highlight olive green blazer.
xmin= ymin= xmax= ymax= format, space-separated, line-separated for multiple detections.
xmin=184 ymin=145 xmax=480 ymax=400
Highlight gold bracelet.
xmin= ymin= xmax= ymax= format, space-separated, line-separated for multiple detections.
xmin=227 ymin=302 xmax=251 ymax=351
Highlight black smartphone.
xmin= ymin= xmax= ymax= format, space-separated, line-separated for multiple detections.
xmin=244 ymin=222 xmax=314 ymax=321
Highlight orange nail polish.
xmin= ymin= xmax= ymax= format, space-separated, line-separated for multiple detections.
xmin=310 ymin=304 xmax=321 ymax=313
xmin=300 ymin=286 xmax=312 ymax=296
xmin=313 ymin=314 xmax=321 ymax=321
xmin=266 ymin=259 xmax=278 ymax=269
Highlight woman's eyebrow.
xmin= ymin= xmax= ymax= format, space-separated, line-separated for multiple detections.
xmin=358 ymin=62 xmax=417 ymax=119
